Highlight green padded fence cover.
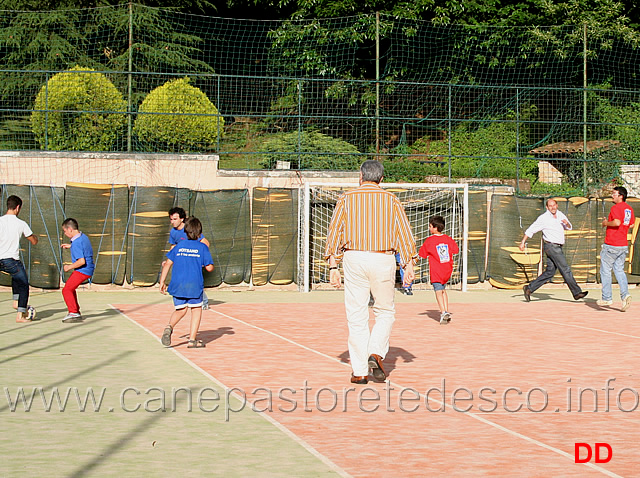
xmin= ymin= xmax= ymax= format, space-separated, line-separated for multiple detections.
xmin=487 ymin=195 xmax=543 ymax=288
xmin=191 ymin=189 xmax=251 ymax=286
xmin=466 ymin=189 xmax=487 ymax=284
xmin=552 ymin=197 xmax=598 ymax=284
xmin=0 ymin=185 xmax=65 ymax=289
xmin=251 ymin=188 xmax=298 ymax=286
xmin=126 ymin=187 xmax=190 ymax=286
xmin=64 ymin=183 xmax=129 ymax=285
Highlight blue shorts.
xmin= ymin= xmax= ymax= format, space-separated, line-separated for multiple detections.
xmin=432 ymin=282 xmax=446 ymax=291
xmin=173 ymin=294 xmax=204 ymax=309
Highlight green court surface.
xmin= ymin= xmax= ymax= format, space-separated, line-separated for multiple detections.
xmin=0 ymin=289 xmax=348 ymax=477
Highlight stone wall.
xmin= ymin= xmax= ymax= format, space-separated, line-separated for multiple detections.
xmin=621 ymin=165 xmax=640 ymax=197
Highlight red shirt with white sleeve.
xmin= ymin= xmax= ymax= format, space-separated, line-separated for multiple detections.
xmin=605 ymin=201 xmax=635 ymax=247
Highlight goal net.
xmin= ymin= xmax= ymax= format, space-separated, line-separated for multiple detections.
xmin=299 ymin=182 xmax=469 ymax=292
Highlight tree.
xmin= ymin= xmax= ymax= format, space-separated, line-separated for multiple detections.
xmin=133 ymin=77 xmax=224 ymax=152
xmin=30 ymin=65 xmax=127 ymax=151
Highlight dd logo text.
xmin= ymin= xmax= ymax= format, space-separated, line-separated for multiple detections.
xmin=574 ymin=443 xmax=612 ymax=463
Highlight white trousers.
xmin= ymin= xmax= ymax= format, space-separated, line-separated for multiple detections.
xmin=343 ymin=250 xmax=396 ymax=376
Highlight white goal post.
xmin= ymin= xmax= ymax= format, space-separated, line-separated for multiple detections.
xmin=298 ymin=182 xmax=469 ymax=293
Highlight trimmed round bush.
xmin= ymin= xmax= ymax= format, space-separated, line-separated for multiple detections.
xmin=258 ymin=131 xmax=362 ymax=170
xmin=133 ymin=77 xmax=224 ymax=152
xmin=31 ymin=65 xmax=127 ymax=151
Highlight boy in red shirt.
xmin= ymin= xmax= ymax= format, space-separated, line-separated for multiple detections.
xmin=418 ymin=215 xmax=459 ymax=324
xmin=598 ymin=186 xmax=636 ymax=311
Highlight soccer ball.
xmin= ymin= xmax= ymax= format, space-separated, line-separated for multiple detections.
xmin=26 ymin=306 xmax=36 ymax=321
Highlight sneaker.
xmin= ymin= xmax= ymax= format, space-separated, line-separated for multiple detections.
xmin=523 ymin=285 xmax=532 ymax=302
xmin=161 ymin=325 xmax=173 ymax=347
xmin=596 ymin=299 xmax=613 ymax=307
xmin=405 ymin=289 xmax=413 ymax=296
xmin=573 ymin=291 xmax=588 ymax=300
xmin=62 ymin=313 xmax=83 ymax=323
xmin=26 ymin=305 xmax=37 ymax=321
xmin=439 ymin=312 xmax=450 ymax=325
xmin=622 ymin=295 xmax=632 ymax=312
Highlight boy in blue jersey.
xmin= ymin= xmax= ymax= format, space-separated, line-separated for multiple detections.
xmin=167 ymin=207 xmax=211 ymax=309
xmin=61 ymin=218 xmax=95 ymax=323
xmin=160 ymin=216 xmax=214 ymax=348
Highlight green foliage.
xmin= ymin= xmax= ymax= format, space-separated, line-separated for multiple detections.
xmin=529 ymin=181 xmax=584 ymax=197
xmin=266 ymin=0 xmax=640 ymax=85
xmin=0 ymin=5 xmax=215 ymax=109
xmin=96 ymin=5 xmax=215 ymax=75
xmin=0 ymin=9 xmax=100 ymax=109
xmin=591 ymin=95 xmax=640 ymax=163
xmin=381 ymin=159 xmax=445 ymax=183
xmin=30 ymin=65 xmax=126 ymax=151
xmin=133 ymin=77 xmax=224 ymax=153
xmin=260 ymin=80 xmax=302 ymax=131
xmin=258 ymin=131 xmax=362 ymax=169
xmin=409 ymin=113 xmax=538 ymax=180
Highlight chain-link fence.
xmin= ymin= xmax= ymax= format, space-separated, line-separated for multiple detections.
xmin=2 ymin=6 xmax=640 ymax=194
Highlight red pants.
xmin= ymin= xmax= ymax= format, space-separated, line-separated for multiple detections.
xmin=62 ymin=271 xmax=91 ymax=314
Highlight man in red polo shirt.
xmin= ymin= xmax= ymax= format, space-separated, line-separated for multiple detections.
xmin=598 ymin=186 xmax=636 ymax=311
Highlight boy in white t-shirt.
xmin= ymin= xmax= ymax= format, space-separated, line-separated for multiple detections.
xmin=0 ymin=195 xmax=39 ymax=322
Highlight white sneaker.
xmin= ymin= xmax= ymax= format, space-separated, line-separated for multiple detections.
xmin=622 ymin=296 xmax=632 ymax=312
xmin=439 ymin=312 xmax=450 ymax=324
xmin=62 ymin=313 xmax=83 ymax=323
xmin=26 ymin=306 xmax=36 ymax=321
xmin=596 ymin=299 xmax=613 ymax=307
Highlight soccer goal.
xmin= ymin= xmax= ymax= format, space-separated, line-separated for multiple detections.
xmin=298 ymin=182 xmax=469 ymax=293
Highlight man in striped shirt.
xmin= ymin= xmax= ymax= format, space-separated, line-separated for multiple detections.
xmin=325 ymin=160 xmax=417 ymax=385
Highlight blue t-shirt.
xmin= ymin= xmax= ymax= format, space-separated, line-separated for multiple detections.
xmin=169 ymin=227 xmax=203 ymax=245
xmin=166 ymin=239 xmax=213 ymax=299
xmin=70 ymin=233 xmax=95 ymax=277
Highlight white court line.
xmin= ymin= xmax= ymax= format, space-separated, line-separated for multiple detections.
xmin=533 ymin=318 xmax=640 ymax=340
xmin=210 ymin=308 xmax=622 ymax=477
xmin=108 ymin=304 xmax=351 ymax=478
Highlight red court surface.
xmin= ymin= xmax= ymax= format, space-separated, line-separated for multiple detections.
xmin=114 ymin=300 xmax=640 ymax=477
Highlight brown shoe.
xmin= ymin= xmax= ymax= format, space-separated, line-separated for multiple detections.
xmin=351 ymin=375 xmax=368 ymax=384
xmin=368 ymin=354 xmax=386 ymax=382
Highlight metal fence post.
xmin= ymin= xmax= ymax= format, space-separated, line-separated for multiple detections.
xmin=583 ymin=23 xmax=588 ymax=194
xmin=448 ymin=84 xmax=452 ymax=181
xmin=44 ymin=72 xmax=49 ymax=151
xmin=516 ymin=87 xmax=520 ymax=194
xmin=127 ymin=1 xmax=133 ymax=152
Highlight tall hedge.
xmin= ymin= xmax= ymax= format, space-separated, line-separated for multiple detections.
xmin=31 ymin=65 xmax=127 ymax=151
xmin=133 ymin=77 xmax=224 ymax=152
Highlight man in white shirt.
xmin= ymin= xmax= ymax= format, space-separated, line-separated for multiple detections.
xmin=0 ymin=195 xmax=39 ymax=322
xmin=518 ymin=198 xmax=587 ymax=302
